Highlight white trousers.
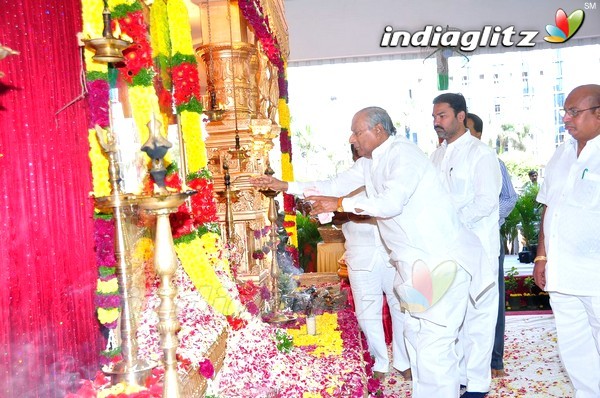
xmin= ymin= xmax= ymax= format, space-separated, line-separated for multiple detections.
xmin=404 ymin=266 xmax=470 ymax=398
xmin=551 ymin=292 xmax=600 ymax=398
xmin=347 ymin=256 xmax=409 ymax=373
xmin=457 ymin=280 xmax=499 ymax=392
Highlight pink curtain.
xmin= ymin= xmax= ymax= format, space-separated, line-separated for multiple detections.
xmin=0 ymin=0 xmax=102 ymax=396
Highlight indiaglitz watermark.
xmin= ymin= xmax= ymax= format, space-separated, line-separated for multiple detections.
xmin=380 ymin=8 xmax=586 ymax=52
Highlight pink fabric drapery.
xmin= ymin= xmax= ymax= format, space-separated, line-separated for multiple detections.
xmin=0 ymin=0 xmax=102 ymax=396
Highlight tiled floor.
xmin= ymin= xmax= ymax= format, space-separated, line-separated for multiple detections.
xmin=379 ymin=314 xmax=573 ymax=397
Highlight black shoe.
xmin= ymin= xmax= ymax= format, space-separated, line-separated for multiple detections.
xmin=461 ymin=392 xmax=488 ymax=398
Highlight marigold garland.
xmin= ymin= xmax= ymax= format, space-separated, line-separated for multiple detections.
xmin=175 ymin=232 xmax=241 ymax=316
xmin=239 ymin=3 xmax=299 ymax=257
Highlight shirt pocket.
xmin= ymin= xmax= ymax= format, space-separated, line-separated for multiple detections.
xmin=449 ymin=174 xmax=470 ymax=207
xmin=569 ymin=172 xmax=600 ymax=211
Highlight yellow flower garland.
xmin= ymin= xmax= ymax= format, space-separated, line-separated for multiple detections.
xmin=278 ymin=89 xmax=297 ymax=247
xmin=167 ymin=0 xmax=193 ymax=55
xmin=88 ymin=129 xmax=111 ymax=198
xmin=175 ymin=232 xmax=240 ymax=316
xmin=168 ymin=0 xmax=207 ymax=171
xmin=180 ymin=110 xmax=206 ymax=170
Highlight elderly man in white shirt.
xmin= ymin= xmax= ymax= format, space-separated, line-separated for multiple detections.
xmin=431 ymin=94 xmax=502 ymax=398
xmin=534 ymin=84 xmax=600 ymax=398
xmin=252 ymin=106 xmax=494 ymax=398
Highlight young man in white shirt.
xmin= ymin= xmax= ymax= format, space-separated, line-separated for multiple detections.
xmin=431 ymin=94 xmax=502 ymax=398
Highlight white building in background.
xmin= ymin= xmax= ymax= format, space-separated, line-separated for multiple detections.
xmin=282 ymin=44 xmax=600 ymax=182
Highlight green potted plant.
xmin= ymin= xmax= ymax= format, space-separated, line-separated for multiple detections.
xmin=523 ymin=276 xmax=538 ymax=309
xmin=296 ymin=211 xmax=322 ymax=272
xmin=505 ymin=266 xmax=522 ymax=310
xmin=514 ymin=184 xmax=542 ymax=262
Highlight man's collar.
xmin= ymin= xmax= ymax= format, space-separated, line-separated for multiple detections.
xmin=372 ymin=134 xmax=393 ymax=158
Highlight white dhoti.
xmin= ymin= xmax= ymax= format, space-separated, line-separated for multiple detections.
xmin=457 ymin=283 xmax=499 ymax=392
xmin=551 ymin=292 xmax=600 ymax=398
xmin=347 ymin=249 xmax=409 ymax=373
xmin=402 ymin=266 xmax=470 ymax=398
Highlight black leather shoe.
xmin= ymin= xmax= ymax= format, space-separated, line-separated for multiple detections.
xmin=461 ymin=392 xmax=488 ymax=398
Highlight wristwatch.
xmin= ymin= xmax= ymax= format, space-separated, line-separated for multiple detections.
xmin=336 ymin=197 xmax=344 ymax=212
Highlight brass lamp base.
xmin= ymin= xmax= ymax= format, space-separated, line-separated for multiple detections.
xmin=105 ymin=360 xmax=155 ymax=386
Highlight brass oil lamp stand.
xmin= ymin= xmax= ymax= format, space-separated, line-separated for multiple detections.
xmin=94 ymin=127 xmax=154 ymax=386
xmin=139 ymin=116 xmax=196 ymax=398
xmin=137 ymin=192 xmax=192 ymax=398
xmin=259 ymin=166 xmax=296 ymax=324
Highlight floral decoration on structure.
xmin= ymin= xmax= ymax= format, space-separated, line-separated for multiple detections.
xmin=238 ymin=0 xmax=298 ymax=256
xmin=175 ymin=231 xmax=243 ymax=316
xmin=150 ymin=0 xmax=206 ymax=170
xmin=136 ymin=264 xmax=229 ymax=378
xmin=109 ymin=0 xmax=162 ymax=149
xmin=277 ymin=66 xmax=299 ymax=250
xmin=238 ymin=0 xmax=284 ymax=71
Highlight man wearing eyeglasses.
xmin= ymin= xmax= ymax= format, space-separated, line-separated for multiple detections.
xmin=533 ymin=84 xmax=600 ymax=398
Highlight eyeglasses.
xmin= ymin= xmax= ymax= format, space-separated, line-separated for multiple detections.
xmin=559 ymin=106 xmax=600 ymax=118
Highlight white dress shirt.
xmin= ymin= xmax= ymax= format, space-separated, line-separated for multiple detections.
xmin=431 ymin=132 xmax=502 ymax=275
xmin=537 ymin=135 xmax=600 ymax=296
xmin=288 ymin=135 xmax=494 ymax=323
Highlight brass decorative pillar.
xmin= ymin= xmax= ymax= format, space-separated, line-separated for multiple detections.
xmin=94 ymin=124 xmax=153 ymax=386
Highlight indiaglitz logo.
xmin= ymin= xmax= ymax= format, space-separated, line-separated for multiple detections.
xmin=544 ymin=8 xmax=585 ymax=43
xmin=380 ymin=8 xmax=586 ymax=51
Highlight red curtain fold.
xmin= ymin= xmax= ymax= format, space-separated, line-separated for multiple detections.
xmin=0 ymin=0 xmax=101 ymax=396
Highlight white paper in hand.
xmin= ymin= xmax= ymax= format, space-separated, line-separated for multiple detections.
xmin=303 ymin=187 xmax=334 ymax=224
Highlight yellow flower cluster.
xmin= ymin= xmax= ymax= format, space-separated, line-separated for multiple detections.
xmin=149 ymin=0 xmax=169 ymax=59
xmin=97 ymin=382 xmax=146 ymax=398
xmin=81 ymin=0 xmax=103 ymax=37
xmin=131 ymin=237 xmax=154 ymax=269
xmin=167 ymin=0 xmax=193 ymax=55
xmin=128 ymin=85 xmax=164 ymax=153
xmin=97 ymin=275 xmax=120 ymax=325
xmin=278 ymin=98 xmax=290 ymax=130
xmin=176 ymin=233 xmax=239 ymax=316
xmin=284 ymin=213 xmax=298 ymax=247
xmin=97 ymin=278 xmax=119 ymax=294
xmin=88 ymin=129 xmax=111 ymax=198
xmin=180 ymin=110 xmax=207 ymax=171
xmin=287 ymin=313 xmax=343 ymax=357
xmin=107 ymin=0 xmax=136 ymax=7
xmin=97 ymin=307 xmax=120 ymax=325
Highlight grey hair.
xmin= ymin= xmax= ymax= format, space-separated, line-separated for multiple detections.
xmin=359 ymin=106 xmax=397 ymax=136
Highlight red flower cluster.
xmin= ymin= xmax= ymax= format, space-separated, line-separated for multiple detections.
xmin=171 ymin=62 xmax=201 ymax=106
xmin=115 ymin=11 xmax=153 ymax=83
xmin=226 ymin=315 xmax=248 ymax=331
xmin=198 ymin=358 xmax=215 ymax=379
xmin=279 ymin=128 xmax=292 ymax=157
xmin=187 ymin=177 xmax=218 ymax=226
xmin=238 ymin=0 xmax=283 ymax=71
xmin=237 ymin=280 xmax=259 ymax=305
xmin=283 ymin=193 xmax=296 ymax=215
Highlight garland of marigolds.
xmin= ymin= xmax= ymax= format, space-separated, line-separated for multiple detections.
xmin=238 ymin=0 xmax=300 ymax=265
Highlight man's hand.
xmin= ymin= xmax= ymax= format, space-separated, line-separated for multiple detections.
xmin=250 ymin=175 xmax=288 ymax=191
xmin=533 ymin=259 xmax=547 ymax=290
xmin=305 ymin=195 xmax=338 ymax=215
